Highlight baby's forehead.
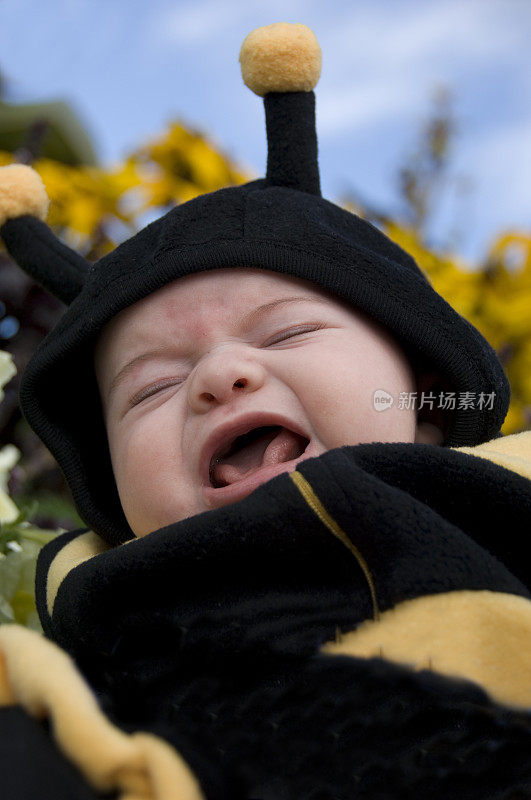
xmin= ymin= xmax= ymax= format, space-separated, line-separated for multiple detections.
xmin=93 ymin=267 xmax=340 ymax=390
xmin=94 ymin=266 xmax=393 ymax=376
xmin=149 ymin=268 xmax=336 ymax=308
xmin=101 ymin=268 xmax=350 ymax=335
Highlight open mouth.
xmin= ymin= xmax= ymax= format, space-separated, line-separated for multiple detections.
xmin=209 ymin=425 xmax=310 ymax=489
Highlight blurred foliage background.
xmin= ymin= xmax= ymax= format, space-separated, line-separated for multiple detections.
xmin=0 ymin=83 xmax=529 ymax=630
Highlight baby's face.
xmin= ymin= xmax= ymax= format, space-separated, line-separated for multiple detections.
xmin=94 ymin=268 xmax=434 ymax=537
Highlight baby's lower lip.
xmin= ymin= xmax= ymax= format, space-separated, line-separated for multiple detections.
xmin=202 ymin=447 xmax=314 ymax=510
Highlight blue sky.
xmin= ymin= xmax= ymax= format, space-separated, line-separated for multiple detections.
xmin=1 ymin=0 xmax=530 ymax=264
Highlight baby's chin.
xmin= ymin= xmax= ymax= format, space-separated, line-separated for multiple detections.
xmin=130 ymin=430 xmax=444 ymax=539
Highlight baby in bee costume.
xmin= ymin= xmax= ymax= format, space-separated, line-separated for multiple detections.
xmin=1 ymin=23 xmax=531 ymax=800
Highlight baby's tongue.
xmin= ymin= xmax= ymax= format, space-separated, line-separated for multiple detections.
xmin=211 ymin=427 xmax=304 ymax=487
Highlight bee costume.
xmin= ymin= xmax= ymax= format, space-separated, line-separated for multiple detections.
xmin=1 ymin=23 xmax=531 ymax=800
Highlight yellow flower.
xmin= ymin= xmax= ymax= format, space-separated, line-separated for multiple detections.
xmin=501 ymin=401 xmax=526 ymax=436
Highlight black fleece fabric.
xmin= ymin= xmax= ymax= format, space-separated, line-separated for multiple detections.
xmin=24 ymin=442 xmax=531 ymax=799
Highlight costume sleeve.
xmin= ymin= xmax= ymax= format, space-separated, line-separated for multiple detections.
xmin=0 ymin=624 xmax=210 ymax=800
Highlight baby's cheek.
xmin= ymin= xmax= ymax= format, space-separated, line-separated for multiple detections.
xmin=369 ymin=403 xmax=417 ymax=443
xmin=304 ymin=358 xmax=416 ymax=447
xmin=110 ymin=422 xmax=160 ymax=497
xmin=362 ymin=371 xmax=418 ymax=443
xmin=114 ymin=446 xmax=186 ymax=537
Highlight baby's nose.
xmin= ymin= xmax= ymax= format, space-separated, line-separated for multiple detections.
xmin=187 ymin=351 xmax=266 ymax=412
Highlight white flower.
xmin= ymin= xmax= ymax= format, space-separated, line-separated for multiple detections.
xmin=0 ymin=350 xmax=16 ymax=403
xmin=0 ymin=352 xmax=19 ymax=522
xmin=0 ymin=444 xmax=21 ymax=523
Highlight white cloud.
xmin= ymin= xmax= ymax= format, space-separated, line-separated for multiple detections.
xmin=150 ymin=0 xmax=233 ymax=46
xmin=318 ymin=79 xmax=411 ymax=135
xmin=469 ymin=119 xmax=531 ymax=204
xmin=314 ymin=0 xmax=529 ymax=137
xmin=147 ymin=0 xmax=309 ymax=48
xmin=323 ymin=0 xmax=526 ymax=66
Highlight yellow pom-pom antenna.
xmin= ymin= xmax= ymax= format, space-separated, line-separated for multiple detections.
xmin=0 ymin=164 xmax=49 ymax=228
xmin=239 ymin=23 xmax=321 ymax=97
xmin=0 ymin=163 xmax=88 ymax=304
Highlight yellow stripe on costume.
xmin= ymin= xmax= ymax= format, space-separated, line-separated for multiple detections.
xmin=289 ymin=469 xmax=380 ymax=621
xmin=0 ymin=624 xmax=205 ymax=800
xmin=46 ymin=530 xmax=111 ymax=617
xmin=451 ymin=430 xmax=531 ymax=481
xmin=320 ymin=590 xmax=531 ymax=710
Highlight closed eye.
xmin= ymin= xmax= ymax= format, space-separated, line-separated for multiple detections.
xmin=129 ymin=379 xmax=184 ymax=408
xmin=263 ymin=323 xmax=326 ymax=347
xmin=128 ymin=324 xmax=326 ymax=407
